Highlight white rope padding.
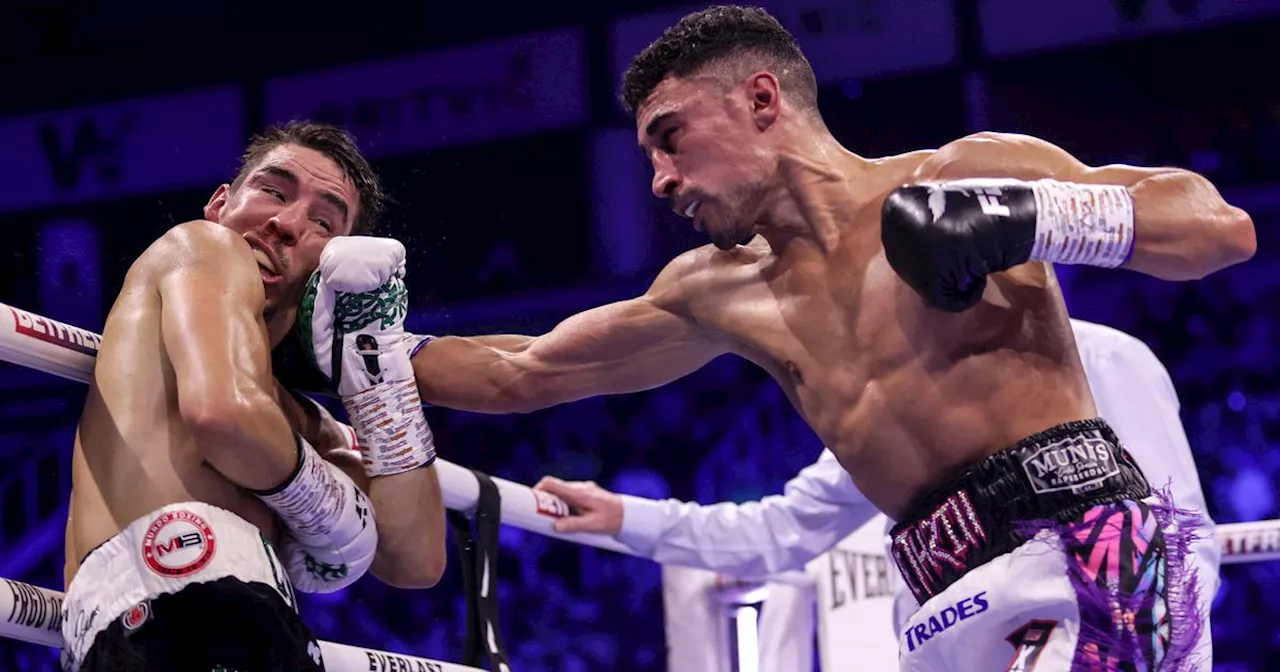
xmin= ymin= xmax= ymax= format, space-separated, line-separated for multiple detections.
xmin=1217 ymin=518 xmax=1280 ymax=564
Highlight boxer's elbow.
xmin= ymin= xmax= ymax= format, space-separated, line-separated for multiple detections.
xmin=414 ymin=546 xmax=448 ymax=588
xmin=1216 ymin=205 xmax=1257 ymax=270
xmin=180 ymin=391 xmax=273 ymax=457
xmin=374 ymin=546 xmax=446 ymax=589
xmin=1141 ymin=172 xmax=1256 ymax=280
xmin=180 ymin=397 xmax=242 ymax=443
xmin=1162 ymin=206 xmax=1255 ymax=281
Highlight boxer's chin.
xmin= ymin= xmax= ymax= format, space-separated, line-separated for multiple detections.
xmin=711 ymin=234 xmax=737 ymax=251
xmin=709 ymin=221 xmax=752 ymax=251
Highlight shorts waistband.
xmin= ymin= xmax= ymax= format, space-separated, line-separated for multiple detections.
xmin=61 ymin=502 xmax=297 ymax=672
xmin=888 ymin=418 xmax=1150 ymax=604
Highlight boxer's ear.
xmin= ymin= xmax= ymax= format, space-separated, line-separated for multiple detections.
xmin=745 ymin=71 xmax=781 ymax=131
xmin=204 ymin=184 xmax=230 ymax=222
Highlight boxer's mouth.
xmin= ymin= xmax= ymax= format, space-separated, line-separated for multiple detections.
xmin=245 ymin=237 xmax=283 ymax=283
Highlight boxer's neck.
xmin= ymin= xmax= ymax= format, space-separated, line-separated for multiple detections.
xmin=757 ymin=136 xmax=871 ymax=255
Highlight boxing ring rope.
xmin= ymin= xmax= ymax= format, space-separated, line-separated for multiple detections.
xmin=0 ymin=301 xmax=643 ymax=671
xmin=2 ymin=302 xmax=1279 ymax=670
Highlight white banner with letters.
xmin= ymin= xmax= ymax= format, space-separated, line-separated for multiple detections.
xmin=0 ymin=87 xmax=243 ymax=215
xmin=266 ymin=29 xmax=589 ymax=158
xmin=808 ymin=512 xmax=901 ymax=671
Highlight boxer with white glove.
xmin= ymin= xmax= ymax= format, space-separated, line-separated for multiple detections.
xmin=297 ymin=236 xmax=436 ymax=477
xmin=252 ymin=434 xmax=376 ymax=593
xmin=268 ymin=384 xmax=447 ymax=593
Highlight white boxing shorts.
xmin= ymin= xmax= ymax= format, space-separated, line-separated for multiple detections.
xmin=890 ymin=419 xmax=1208 ymax=671
xmin=60 ymin=501 xmax=322 ymax=672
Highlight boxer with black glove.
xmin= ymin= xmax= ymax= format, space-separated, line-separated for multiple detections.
xmin=881 ymin=178 xmax=1136 ymax=312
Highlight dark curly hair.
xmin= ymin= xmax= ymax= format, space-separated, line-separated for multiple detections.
xmin=231 ymin=120 xmax=386 ymax=235
xmin=620 ymin=5 xmax=818 ymax=116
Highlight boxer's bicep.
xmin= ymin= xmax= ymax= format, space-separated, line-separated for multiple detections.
xmin=413 ymin=249 xmax=725 ymax=412
xmin=924 ymin=132 xmax=1172 ymax=185
xmin=522 ymin=295 xmax=725 ymax=395
xmin=519 ymin=251 xmax=728 ymax=404
xmin=413 ymin=298 xmax=724 ymax=412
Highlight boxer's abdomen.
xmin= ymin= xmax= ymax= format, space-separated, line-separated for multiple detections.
xmin=708 ymin=225 xmax=1096 ymax=520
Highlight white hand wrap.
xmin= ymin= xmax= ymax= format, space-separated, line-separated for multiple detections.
xmin=1029 ymin=179 xmax=1136 ymax=268
xmin=253 ymin=436 xmax=377 ymax=593
xmin=298 ymin=236 xmax=436 ymax=477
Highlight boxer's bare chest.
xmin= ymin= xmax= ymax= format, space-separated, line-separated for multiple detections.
xmin=690 ymin=213 xmax=942 ymax=447
xmin=685 ymin=202 xmax=1080 ymax=514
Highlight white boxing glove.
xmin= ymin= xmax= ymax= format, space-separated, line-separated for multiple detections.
xmin=297 ymin=236 xmax=436 ymax=477
xmin=254 ymin=435 xmax=377 ymax=593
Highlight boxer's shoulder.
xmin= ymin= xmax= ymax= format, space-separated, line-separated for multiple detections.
xmin=134 ymin=220 xmax=257 ymax=283
xmin=911 ymin=132 xmax=1080 ymax=182
xmin=648 ymin=241 xmax=768 ymax=313
xmin=120 ymin=220 xmax=240 ymax=285
xmin=158 ymin=220 xmax=252 ymax=257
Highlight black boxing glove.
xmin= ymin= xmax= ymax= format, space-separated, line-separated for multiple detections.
xmin=881 ymin=178 xmax=1135 ymax=312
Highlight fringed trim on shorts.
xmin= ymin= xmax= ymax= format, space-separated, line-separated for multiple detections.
xmin=1015 ymin=483 xmax=1207 ymax=672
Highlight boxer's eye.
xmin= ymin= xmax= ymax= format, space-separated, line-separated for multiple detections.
xmin=314 ymin=219 xmax=332 ymax=232
xmin=661 ymin=127 xmax=679 ymax=153
xmin=263 ymin=187 xmax=286 ymax=201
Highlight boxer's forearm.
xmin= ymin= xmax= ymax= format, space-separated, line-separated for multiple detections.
xmin=408 ymin=335 xmax=541 ymax=412
xmin=296 ymin=394 xmax=448 ymax=589
xmin=1118 ymin=169 xmax=1255 ymax=280
xmin=468 ymin=334 xmax=536 ymax=350
xmin=366 ymin=466 xmax=447 ymax=588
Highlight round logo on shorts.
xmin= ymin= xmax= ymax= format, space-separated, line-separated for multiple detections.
xmin=141 ymin=510 xmax=217 ymax=577
xmin=121 ymin=601 xmax=150 ymax=632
